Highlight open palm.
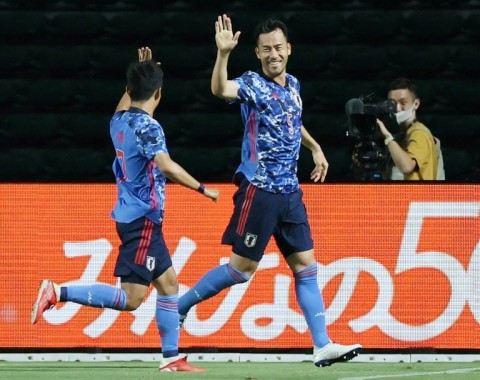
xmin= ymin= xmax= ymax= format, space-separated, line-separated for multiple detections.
xmin=215 ymin=14 xmax=241 ymax=53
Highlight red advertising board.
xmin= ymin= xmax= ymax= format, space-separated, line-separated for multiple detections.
xmin=0 ymin=184 xmax=478 ymax=349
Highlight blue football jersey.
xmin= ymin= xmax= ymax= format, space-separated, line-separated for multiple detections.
xmin=232 ymin=71 xmax=303 ymax=193
xmin=109 ymin=107 xmax=168 ymax=224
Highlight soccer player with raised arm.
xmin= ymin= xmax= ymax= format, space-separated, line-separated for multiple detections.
xmin=31 ymin=47 xmax=218 ymax=372
xmin=178 ymin=15 xmax=362 ymax=367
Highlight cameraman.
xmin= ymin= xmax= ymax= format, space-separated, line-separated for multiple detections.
xmin=376 ymin=77 xmax=439 ymax=180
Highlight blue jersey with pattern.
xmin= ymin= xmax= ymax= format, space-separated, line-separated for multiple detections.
xmin=109 ymin=107 xmax=168 ymax=224
xmin=232 ymin=71 xmax=303 ymax=193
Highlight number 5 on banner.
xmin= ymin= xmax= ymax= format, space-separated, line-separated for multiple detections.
xmin=351 ymin=202 xmax=479 ymax=341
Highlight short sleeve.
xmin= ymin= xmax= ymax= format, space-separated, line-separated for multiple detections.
xmin=233 ymin=71 xmax=259 ymax=104
xmin=406 ymin=129 xmax=433 ymax=168
xmin=136 ymin=122 xmax=168 ymax=160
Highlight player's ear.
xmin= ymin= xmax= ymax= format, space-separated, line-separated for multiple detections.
xmin=287 ymin=42 xmax=291 ymax=56
xmin=255 ymin=46 xmax=260 ymax=59
xmin=154 ymin=88 xmax=161 ymax=101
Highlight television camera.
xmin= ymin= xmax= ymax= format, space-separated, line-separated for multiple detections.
xmin=344 ymin=95 xmax=397 ymax=181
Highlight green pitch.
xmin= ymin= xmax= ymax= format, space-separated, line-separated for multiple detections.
xmin=1 ymin=362 xmax=480 ymax=380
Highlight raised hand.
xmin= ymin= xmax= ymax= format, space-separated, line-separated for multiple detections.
xmin=138 ymin=47 xmax=152 ymax=62
xmin=138 ymin=46 xmax=161 ymax=67
xmin=215 ymin=14 xmax=241 ymax=53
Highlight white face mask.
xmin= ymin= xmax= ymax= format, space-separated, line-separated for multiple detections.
xmin=395 ymin=103 xmax=416 ymax=124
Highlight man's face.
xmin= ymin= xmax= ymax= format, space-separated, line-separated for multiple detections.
xmin=388 ymin=88 xmax=418 ymax=112
xmin=255 ymin=29 xmax=291 ymax=79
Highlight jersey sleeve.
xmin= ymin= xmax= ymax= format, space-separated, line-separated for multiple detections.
xmin=233 ymin=71 xmax=259 ymax=104
xmin=406 ymin=129 xmax=433 ymax=169
xmin=135 ymin=121 xmax=168 ymax=160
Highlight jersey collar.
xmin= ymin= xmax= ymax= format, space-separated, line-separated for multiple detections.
xmin=257 ymin=69 xmax=289 ymax=88
xmin=128 ymin=106 xmax=149 ymax=115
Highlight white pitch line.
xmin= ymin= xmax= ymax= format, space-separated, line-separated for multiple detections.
xmin=339 ymin=366 xmax=480 ymax=380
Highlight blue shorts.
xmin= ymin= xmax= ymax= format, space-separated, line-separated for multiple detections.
xmin=222 ymin=175 xmax=314 ymax=262
xmin=114 ymin=217 xmax=172 ymax=286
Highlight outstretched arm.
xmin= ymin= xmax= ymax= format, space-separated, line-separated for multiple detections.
xmin=211 ymin=14 xmax=241 ymax=100
xmin=115 ymin=47 xmax=156 ymax=112
xmin=301 ymin=126 xmax=329 ymax=182
xmin=154 ymin=152 xmax=219 ymax=202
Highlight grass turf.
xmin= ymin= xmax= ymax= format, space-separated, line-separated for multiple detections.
xmin=1 ymin=362 xmax=480 ymax=380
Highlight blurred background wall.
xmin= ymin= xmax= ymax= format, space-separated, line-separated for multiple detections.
xmin=1 ymin=0 xmax=479 ymax=183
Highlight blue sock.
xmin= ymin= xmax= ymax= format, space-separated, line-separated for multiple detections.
xmin=294 ymin=263 xmax=330 ymax=348
xmin=61 ymin=284 xmax=126 ymax=311
xmin=156 ymin=294 xmax=179 ymax=358
xmin=178 ymin=263 xmax=250 ymax=316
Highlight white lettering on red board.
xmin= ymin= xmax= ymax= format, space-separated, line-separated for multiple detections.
xmin=44 ymin=202 xmax=480 ymax=342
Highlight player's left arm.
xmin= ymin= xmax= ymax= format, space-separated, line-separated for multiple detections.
xmin=301 ymin=125 xmax=329 ymax=182
xmin=154 ymin=152 xmax=219 ymax=202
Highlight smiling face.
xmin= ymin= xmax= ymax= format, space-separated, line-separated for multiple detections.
xmin=255 ymin=28 xmax=291 ymax=84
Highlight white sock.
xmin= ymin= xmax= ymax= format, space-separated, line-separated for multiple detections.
xmin=53 ymin=283 xmax=61 ymax=301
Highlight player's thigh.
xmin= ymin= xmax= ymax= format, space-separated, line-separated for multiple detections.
xmin=151 ymin=266 xmax=178 ymax=296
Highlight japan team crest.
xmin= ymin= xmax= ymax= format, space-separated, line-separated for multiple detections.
xmin=146 ymin=256 xmax=156 ymax=272
xmin=291 ymin=88 xmax=302 ymax=108
xmin=244 ymin=233 xmax=258 ymax=248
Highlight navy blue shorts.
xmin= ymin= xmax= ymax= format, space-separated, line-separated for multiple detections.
xmin=222 ymin=175 xmax=314 ymax=262
xmin=114 ymin=217 xmax=172 ymax=286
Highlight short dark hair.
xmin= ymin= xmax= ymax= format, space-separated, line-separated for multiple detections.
xmin=388 ymin=77 xmax=419 ymax=99
xmin=126 ymin=60 xmax=164 ymax=101
xmin=254 ymin=18 xmax=288 ymax=45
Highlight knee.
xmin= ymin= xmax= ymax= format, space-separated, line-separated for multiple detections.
xmin=226 ymin=263 xmax=252 ymax=284
xmin=287 ymin=251 xmax=316 ymax=273
xmin=124 ymin=297 xmax=143 ymax=311
xmin=152 ymin=266 xmax=179 ymax=296
xmin=293 ymin=262 xmax=318 ymax=279
xmin=229 ymin=253 xmax=258 ymax=278
xmin=155 ymin=282 xmax=178 ymax=297
xmin=163 ymin=278 xmax=179 ymax=294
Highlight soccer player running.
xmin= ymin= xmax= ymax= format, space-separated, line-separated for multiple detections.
xmin=178 ymin=15 xmax=362 ymax=367
xmin=31 ymin=47 xmax=218 ymax=372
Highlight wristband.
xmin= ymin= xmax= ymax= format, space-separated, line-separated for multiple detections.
xmin=384 ymin=135 xmax=395 ymax=146
xmin=197 ymin=183 xmax=205 ymax=194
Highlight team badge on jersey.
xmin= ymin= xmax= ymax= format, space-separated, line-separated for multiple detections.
xmin=244 ymin=233 xmax=258 ymax=248
xmin=146 ymin=256 xmax=156 ymax=272
xmin=291 ymin=88 xmax=302 ymax=108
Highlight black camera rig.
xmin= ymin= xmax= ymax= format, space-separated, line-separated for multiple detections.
xmin=344 ymin=95 xmax=397 ymax=181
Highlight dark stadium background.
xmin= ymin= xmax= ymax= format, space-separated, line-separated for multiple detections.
xmin=1 ymin=0 xmax=479 ymax=183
